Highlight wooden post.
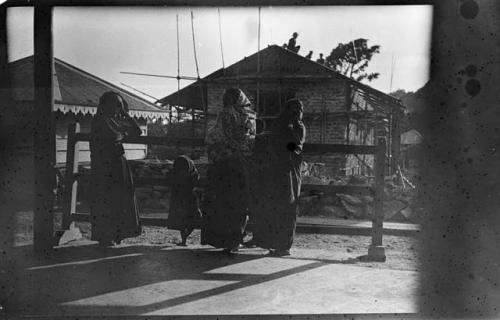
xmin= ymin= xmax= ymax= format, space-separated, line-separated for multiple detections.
xmin=33 ymin=2 xmax=55 ymax=252
xmin=0 ymin=3 xmax=15 ymax=285
xmin=191 ymin=107 xmax=195 ymax=138
xmin=368 ymin=137 xmax=386 ymax=261
xmin=61 ymin=123 xmax=80 ymax=229
xmin=391 ymin=108 xmax=401 ymax=176
xmin=202 ymin=84 xmax=208 ymax=138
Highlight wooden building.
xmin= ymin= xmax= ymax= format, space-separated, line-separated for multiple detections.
xmin=158 ymin=45 xmax=404 ymax=176
xmin=7 ymin=55 xmax=169 ymax=164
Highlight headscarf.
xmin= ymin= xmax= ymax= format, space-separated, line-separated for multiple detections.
xmin=280 ymin=98 xmax=304 ymax=125
xmin=173 ymin=155 xmax=198 ymax=177
xmin=172 ymin=155 xmax=199 ymax=188
xmin=275 ymin=98 xmax=306 ymax=156
xmin=206 ymin=88 xmax=256 ymax=162
xmin=96 ymin=91 xmax=125 ymax=118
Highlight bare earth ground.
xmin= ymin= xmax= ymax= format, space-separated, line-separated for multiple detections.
xmin=13 ymin=211 xmax=419 ymax=272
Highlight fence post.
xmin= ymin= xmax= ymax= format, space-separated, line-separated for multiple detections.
xmin=33 ymin=2 xmax=55 ymax=252
xmin=61 ymin=122 xmax=80 ymax=230
xmin=368 ymin=137 xmax=386 ymax=261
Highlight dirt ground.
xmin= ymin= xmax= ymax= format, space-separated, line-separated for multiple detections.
xmin=12 ymin=211 xmax=420 ymax=272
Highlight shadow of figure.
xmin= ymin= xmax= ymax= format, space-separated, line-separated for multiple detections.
xmin=5 ymin=243 xmax=363 ymax=316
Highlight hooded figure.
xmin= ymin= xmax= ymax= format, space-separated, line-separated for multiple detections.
xmin=89 ymin=91 xmax=142 ymax=246
xmin=202 ymin=88 xmax=256 ymax=253
xmin=167 ymin=155 xmax=201 ymax=246
xmin=251 ymin=98 xmax=306 ymax=256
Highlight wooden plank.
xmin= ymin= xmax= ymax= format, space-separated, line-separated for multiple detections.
xmin=74 ymin=133 xmax=205 ymax=147
xmin=33 ymin=2 xmax=55 ymax=252
xmin=303 ymin=143 xmax=378 ymax=155
xmin=135 ymin=176 xmax=208 ymax=187
xmin=61 ymin=122 xmax=80 ymax=229
xmin=301 ymin=184 xmax=374 ymax=196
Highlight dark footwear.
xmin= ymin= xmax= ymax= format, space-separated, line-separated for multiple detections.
xmin=176 ymin=242 xmax=187 ymax=247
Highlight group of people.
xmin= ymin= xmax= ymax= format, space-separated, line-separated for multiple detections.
xmin=89 ymin=88 xmax=306 ymax=256
xmin=283 ymin=32 xmax=326 ymax=65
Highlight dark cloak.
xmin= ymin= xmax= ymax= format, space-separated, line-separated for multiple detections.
xmin=252 ymin=99 xmax=306 ymax=251
xmin=89 ymin=92 xmax=142 ymax=244
xmin=167 ymin=155 xmax=201 ymax=231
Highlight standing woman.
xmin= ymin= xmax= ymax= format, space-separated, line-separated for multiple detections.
xmin=202 ymin=88 xmax=256 ymax=253
xmin=253 ymin=98 xmax=306 ymax=256
xmin=89 ymin=91 xmax=142 ymax=246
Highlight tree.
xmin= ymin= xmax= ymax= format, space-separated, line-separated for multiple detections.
xmin=325 ymin=38 xmax=380 ymax=82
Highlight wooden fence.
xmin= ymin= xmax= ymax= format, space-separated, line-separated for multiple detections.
xmin=62 ymin=122 xmax=386 ymax=260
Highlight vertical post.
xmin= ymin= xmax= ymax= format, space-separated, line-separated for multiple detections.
xmin=33 ymin=3 xmax=55 ymax=252
xmin=202 ymin=84 xmax=208 ymax=138
xmin=191 ymin=108 xmax=195 ymax=138
xmin=368 ymin=137 xmax=386 ymax=261
xmin=0 ymin=4 xmax=15 ymax=293
xmin=61 ymin=123 xmax=80 ymax=230
xmin=391 ymin=107 xmax=401 ymax=176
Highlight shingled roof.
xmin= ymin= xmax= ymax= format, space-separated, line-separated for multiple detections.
xmin=8 ymin=55 xmax=169 ymax=120
xmin=157 ymin=44 xmax=404 ymax=112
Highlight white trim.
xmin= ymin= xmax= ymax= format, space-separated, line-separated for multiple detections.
xmin=54 ymin=103 xmax=170 ymax=120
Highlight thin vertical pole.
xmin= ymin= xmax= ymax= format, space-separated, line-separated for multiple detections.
xmin=191 ymin=11 xmax=200 ymax=139
xmin=217 ymin=8 xmax=225 ymax=70
xmin=174 ymin=14 xmax=180 ymax=135
xmin=176 ymin=14 xmax=181 ymax=109
xmin=256 ymin=7 xmax=261 ymax=115
xmin=391 ymin=107 xmax=401 ymax=175
xmin=368 ymin=137 xmax=386 ymax=261
xmin=34 ymin=2 xmax=55 ymax=252
xmin=190 ymin=11 xmax=200 ymax=79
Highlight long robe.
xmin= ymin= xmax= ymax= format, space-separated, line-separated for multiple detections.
xmin=89 ymin=114 xmax=142 ymax=243
xmin=201 ymin=159 xmax=249 ymax=249
xmin=167 ymin=156 xmax=201 ymax=231
xmin=252 ymin=119 xmax=306 ymax=251
xmin=201 ymin=89 xmax=255 ymax=249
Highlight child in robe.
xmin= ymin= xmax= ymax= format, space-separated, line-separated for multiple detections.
xmin=167 ymin=155 xmax=201 ymax=246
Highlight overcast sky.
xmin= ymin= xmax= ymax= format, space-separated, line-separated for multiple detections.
xmin=7 ymin=5 xmax=432 ymax=102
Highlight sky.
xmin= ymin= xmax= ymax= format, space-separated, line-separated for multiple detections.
xmin=7 ymin=5 xmax=432 ymax=103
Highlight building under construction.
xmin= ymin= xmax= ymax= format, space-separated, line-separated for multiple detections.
xmin=158 ymin=45 xmax=405 ymax=176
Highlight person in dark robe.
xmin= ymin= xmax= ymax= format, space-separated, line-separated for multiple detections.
xmin=287 ymin=32 xmax=301 ymax=53
xmin=305 ymin=51 xmax=313 ymax=59
xmin=251 ymin=98 xmax=306 ymax=256
xmin=167 ymin=155 xmax=201 ymax=246
xmin=89 ymin=91 xmax=142 ymax=246
xmin=202 ymin=88 xmax=256 ymax=253
xmin=316 ymin=53 xmax=325 ymax=65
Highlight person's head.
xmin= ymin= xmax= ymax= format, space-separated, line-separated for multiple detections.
xmin=97 ymin=91 xmax=126 ymax=117
xmin=173 ymin=155 xmax=193 ymax=176
xmin=320 ymin=53 xmax=323 ymax=58
xmin=293 ymin=32 xmax=298 ymax=38
xmin=282 ymin=98 xmax=304 ymax=123
xmin=222 ymin=87 xmax=251 ymax=110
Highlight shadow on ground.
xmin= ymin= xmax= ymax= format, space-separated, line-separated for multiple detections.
xmin=4 ymin=243 xmax=362 ymax=316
